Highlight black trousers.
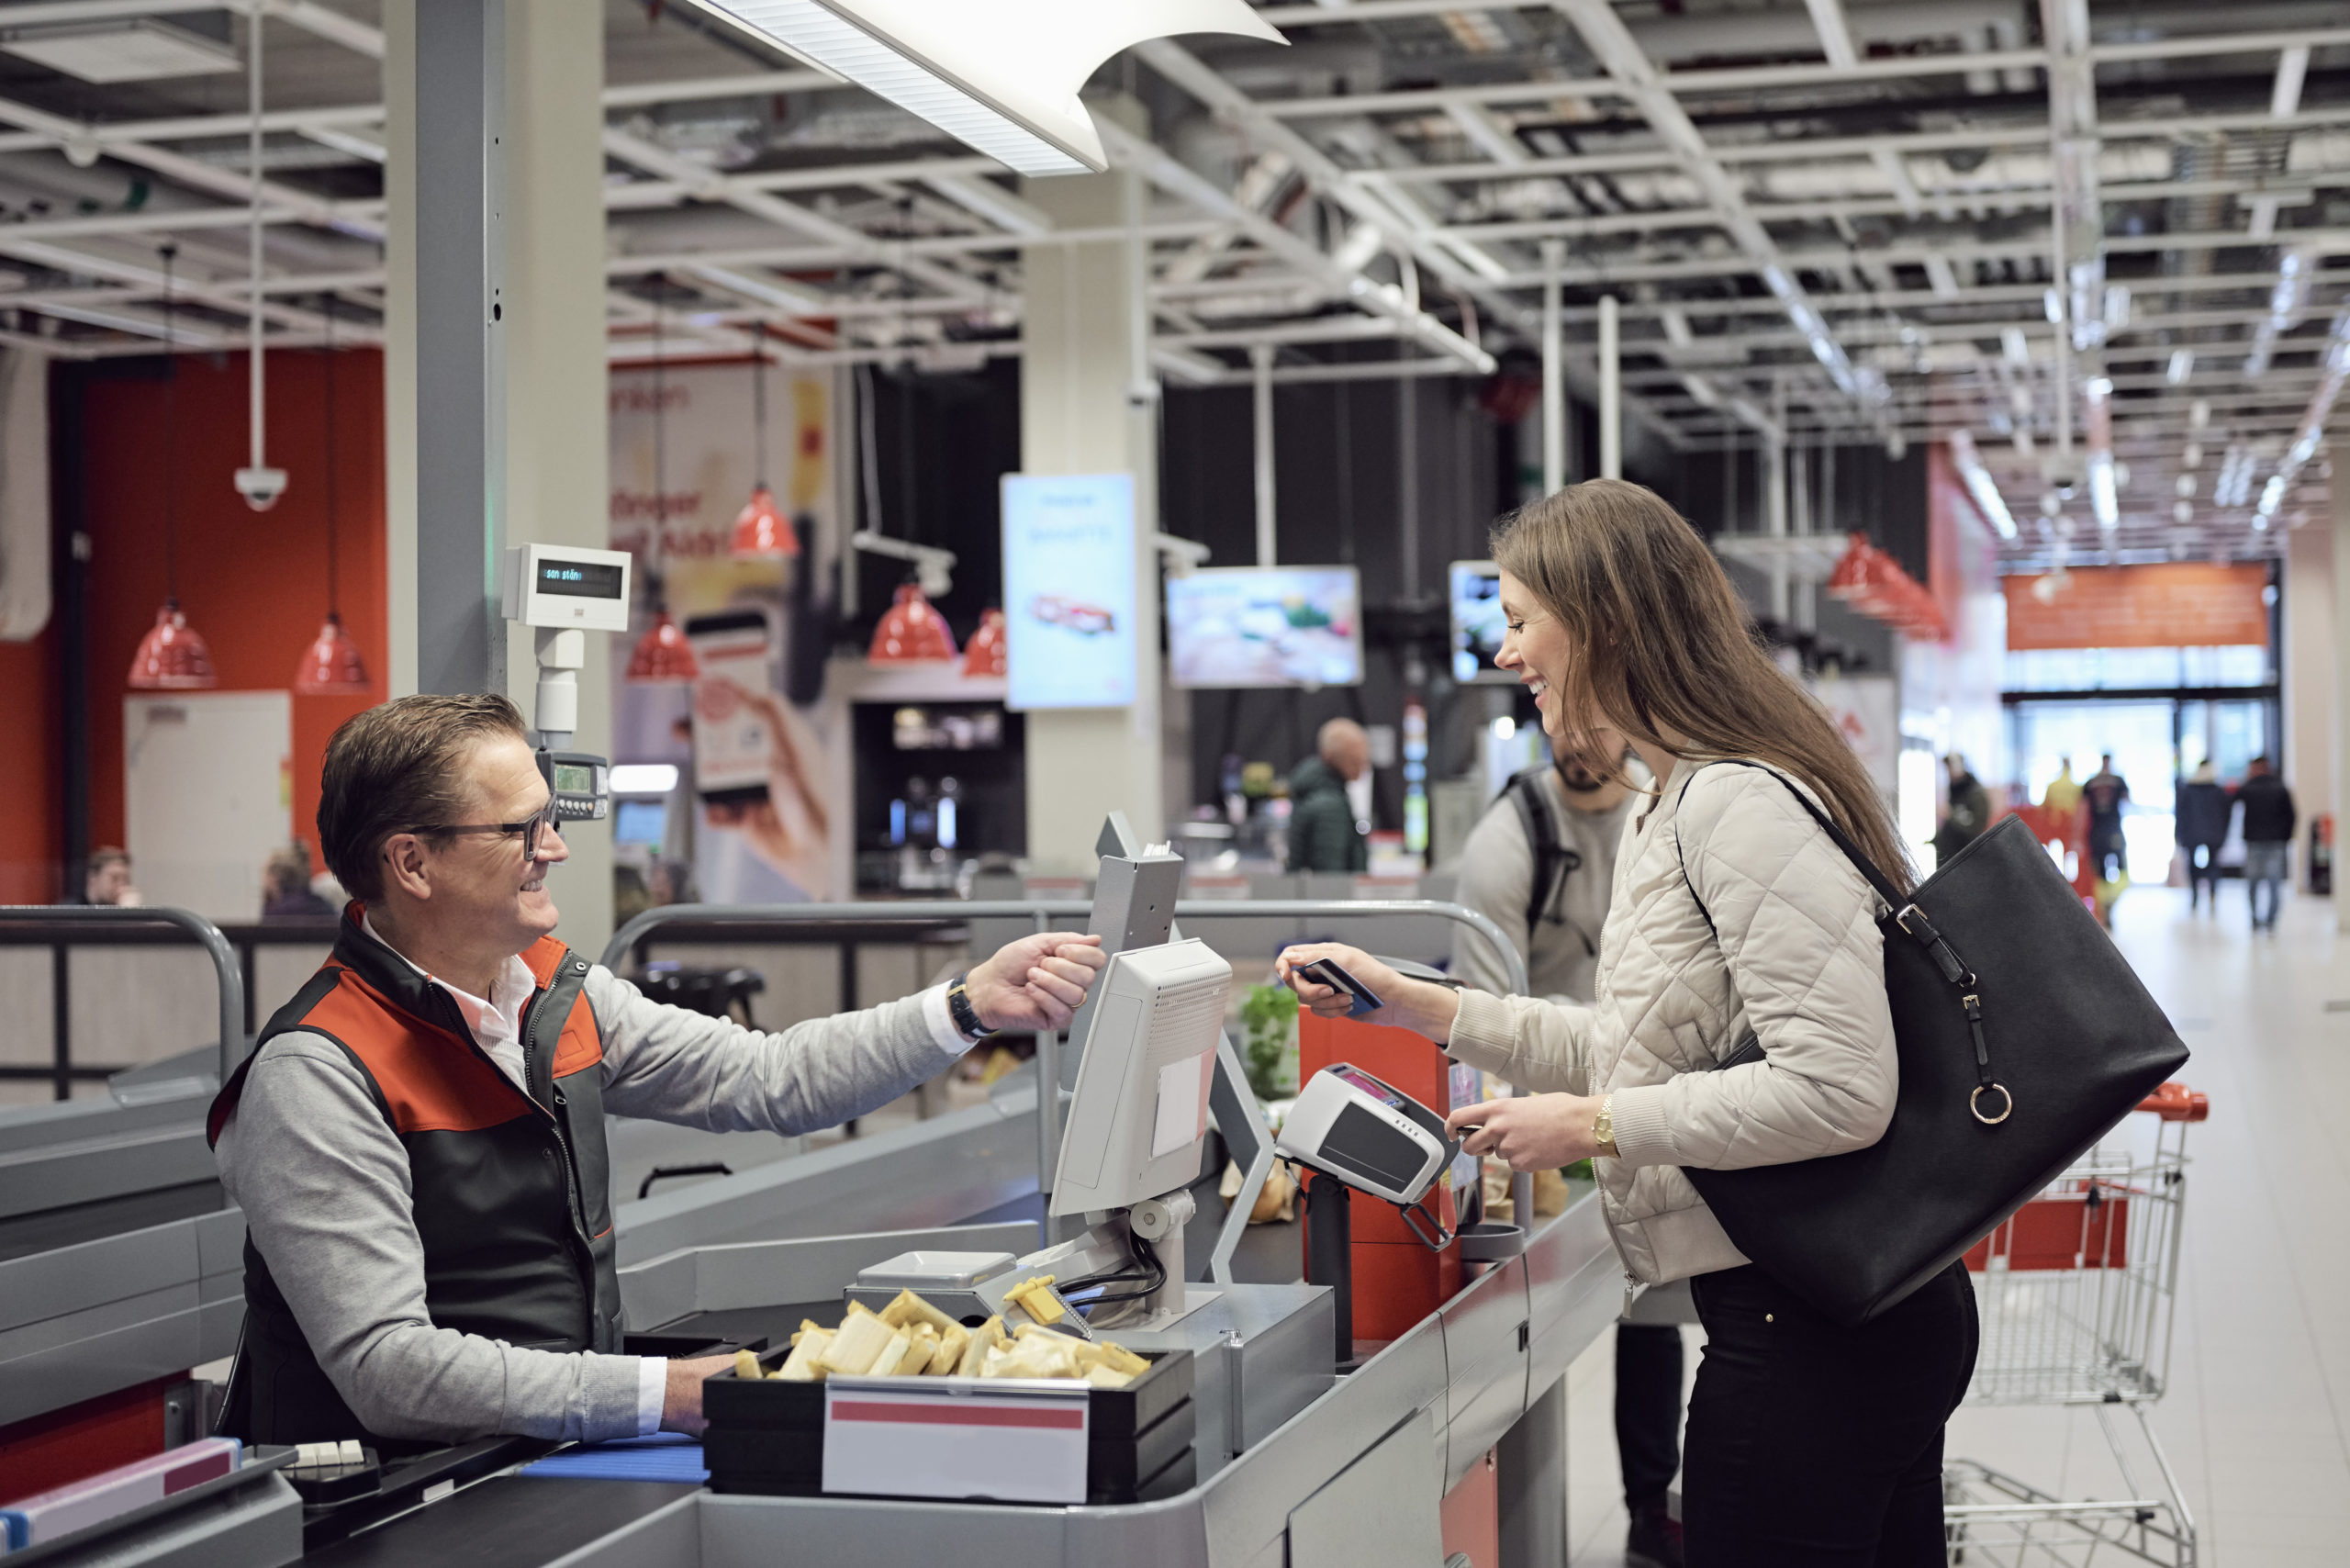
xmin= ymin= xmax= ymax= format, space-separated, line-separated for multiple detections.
xmin=1683 ymin=1260 xmax=1978 ymax=1568
xmin=1617 ymin=1322 xmax=1685 ymax=1509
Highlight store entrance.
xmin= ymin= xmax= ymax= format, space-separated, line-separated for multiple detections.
xmin=2008 ymin=697 xmax=2273 ymax=877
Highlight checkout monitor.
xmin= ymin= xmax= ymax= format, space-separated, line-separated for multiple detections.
xmin=1049 ymin=939 xmax=1234 ymax=1217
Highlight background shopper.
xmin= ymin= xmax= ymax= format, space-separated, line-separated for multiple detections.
xmin=2236 ymin=756 xmax=2297 ymax=931
xmin=1450 ymin=729 xmax=1682 ymax=1567
xmin=2174 ymin=762 xmax=2232 ymax=914
xmin=1286 ymin=717 xmax=1371 ymax=873
xmin=2083 ymin=753 xmax=2131 ymax=881
xmin=82 ymin=847 xmax=140 ymax=907
xmin=1932 ymin=752 xmax=1991 ymax=870
xmin=1279 ymin=480 xmax=1975 ymax=1568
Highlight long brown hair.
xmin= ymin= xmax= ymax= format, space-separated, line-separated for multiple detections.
xmin=1493 ymin=478 xmax=1913 ymax=893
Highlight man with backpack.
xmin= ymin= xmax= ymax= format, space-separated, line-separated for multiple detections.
xmin=1452 ymin=731 xmax=1683 ymax=1566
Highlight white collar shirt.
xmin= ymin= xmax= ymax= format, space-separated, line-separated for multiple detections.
xmin=360 ymin=912 xmax=540 ymax=1097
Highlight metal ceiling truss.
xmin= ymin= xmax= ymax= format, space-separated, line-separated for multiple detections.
xmin=0 ymin=0 xmax=2341 ymax=558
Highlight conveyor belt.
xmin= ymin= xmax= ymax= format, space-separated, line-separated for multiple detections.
xmin=300 ymin=1479 xmax=699 ymax=1567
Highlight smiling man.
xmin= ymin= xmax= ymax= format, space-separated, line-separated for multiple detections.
xmin=208 ymin=694 xmax=1105 ymax=1450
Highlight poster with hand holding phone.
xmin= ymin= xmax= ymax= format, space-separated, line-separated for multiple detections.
xmin=609 ymin=363 xmax=847 ymax=903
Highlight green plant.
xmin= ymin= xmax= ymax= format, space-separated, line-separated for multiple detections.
xmin=1238 ymin=982 xmax=1299 ymax=1103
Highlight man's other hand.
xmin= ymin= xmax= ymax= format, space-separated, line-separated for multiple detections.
xmin=966 ymin=933 xmax=1107 ymax=1033
xmin=660 ymin=1354 xmax=734 ymax=1435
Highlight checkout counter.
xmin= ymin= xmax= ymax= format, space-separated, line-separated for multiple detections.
xmin=2 ymin=881 xmax=1629 ymax=1568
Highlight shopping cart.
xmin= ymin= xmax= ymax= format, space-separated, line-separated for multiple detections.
xmin=1944 ymin=1081 xmax=2209 ymax=1567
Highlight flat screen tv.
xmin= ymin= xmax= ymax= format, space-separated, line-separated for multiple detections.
xmin=1449 ymin=561 xmax=1513 ymax=684
xmin=1165 ymin=566 xmax=1363 ymax=689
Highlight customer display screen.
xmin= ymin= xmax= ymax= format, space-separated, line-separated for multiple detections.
xmin=538 ymin=560 xmax=625 ymax=599
xmin=613 ymin=800 xmax=666 ymax=846
xmin=1449 ymin=561 xmax=1510 ymax=683
xmin=552 ymin=761 xmax=599 ymax=797
xmin=1328 ymin=1065 xmax=1405 ymax=1110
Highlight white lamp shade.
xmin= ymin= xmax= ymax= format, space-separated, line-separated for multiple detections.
xmin=684 ymin=0 xmax=1283 ymax=175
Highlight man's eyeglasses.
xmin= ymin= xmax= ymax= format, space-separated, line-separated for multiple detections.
xmin=409 ymin=797 xmax=564 ymax=860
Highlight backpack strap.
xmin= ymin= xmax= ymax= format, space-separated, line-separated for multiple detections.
xmin=1505 ymin=767 xmax=1582 ymax=935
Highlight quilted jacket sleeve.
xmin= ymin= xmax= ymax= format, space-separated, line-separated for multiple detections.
xmin=1440 ymin=987 xmax=1599 ymax=1096
xmin=1605 ymin=767 xmax=1899 ymax=1170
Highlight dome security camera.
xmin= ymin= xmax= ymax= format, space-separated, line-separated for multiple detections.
xmin=235 ymin=465 xmax=289 ymax=511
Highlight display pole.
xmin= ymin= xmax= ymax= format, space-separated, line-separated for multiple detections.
xmin=411 ymin=0 xmax=507 ymax=696
xmin=1540 ymin=240 xmax=1564 ymax=494
xmin=1597 ymin=293 xmax=1621 ymax=480
xmin=1252 ymin=342 xmax=1277 ymax=566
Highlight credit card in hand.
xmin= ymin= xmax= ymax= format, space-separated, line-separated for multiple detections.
xmin=1298 ymin=958 xmax=1383 ymax=1018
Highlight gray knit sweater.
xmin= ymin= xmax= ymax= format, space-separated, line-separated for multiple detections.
xmin=212 ymin=960 xmax=963 ymax=1444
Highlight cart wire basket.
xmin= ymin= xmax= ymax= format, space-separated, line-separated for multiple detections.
xmin=1944 ymin=1081 xmax=2207 ymax=1568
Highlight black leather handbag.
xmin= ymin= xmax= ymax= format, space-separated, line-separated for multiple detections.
xmin=1673 ymin=762 xmax=2189 ymax=1327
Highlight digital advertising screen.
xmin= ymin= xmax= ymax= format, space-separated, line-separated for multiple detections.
xmin=1449 ymin=560 xmax=1512 ymax=684
xmin=1001 ymin=472 xmax=1137 ymax=710
xmin=1164 ymin=566 xmax=1362 ymax=689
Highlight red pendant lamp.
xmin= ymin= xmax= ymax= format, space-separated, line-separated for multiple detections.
xmin=962 ymin=607 xmax=1007 ymax=677
xmin=129 ymin=242 xmax=218 ymax=691
xmin=730 ymin=322 xmax=800 ymax=559
xmin=294 ymin=295 xmax=371 ymax=694
xmin=628 ymin=292 xmax=701 ymax=685
xmin=868 ymin=580 xmax=958 ymax=663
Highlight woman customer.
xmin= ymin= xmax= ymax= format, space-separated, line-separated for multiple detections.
xmin=1277 ymin=479 xmax=1976 ymax=1568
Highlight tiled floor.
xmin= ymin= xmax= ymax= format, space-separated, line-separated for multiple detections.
xmin=1563 ymin=883 xmax=2350 ymax=1567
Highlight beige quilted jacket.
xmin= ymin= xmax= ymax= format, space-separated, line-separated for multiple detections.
xmin=1444 ymin=756 xmax=1897 ymax=1285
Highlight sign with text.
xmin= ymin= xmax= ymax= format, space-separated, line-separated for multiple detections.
xmin=822 ymin=1379 xmax=1090 ymax=1504
xmin=1001 ymin=472 xmax=1137 ymax=710
xmin=2002 ymin=565 xmax=2269 ymax=651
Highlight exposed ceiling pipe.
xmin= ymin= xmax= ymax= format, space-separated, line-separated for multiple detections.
xmin=234 ymin=8 xmax=285 ymax=511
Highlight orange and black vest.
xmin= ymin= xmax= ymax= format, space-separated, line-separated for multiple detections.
xmin=207 ymin=907 xmax=620 ymax=1447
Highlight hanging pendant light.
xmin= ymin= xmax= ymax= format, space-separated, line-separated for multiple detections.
xmin=730 ymin=321 xmax=800 ymax=558
xmin=961 ymin=607 xmax=1007 ymax=677
xmin=627 ymin=290 xmax=701 ymax=685
xmin=294 ymin=295 xmax=370 ymax=694
xmin=868 ymin=580 xmax=958 ymax=663
xmin=129 ymin=242 xmax=218 ymax=691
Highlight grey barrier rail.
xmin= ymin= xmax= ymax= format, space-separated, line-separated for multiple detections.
xmin=0 ymin=905 xmax=248 ymax=1098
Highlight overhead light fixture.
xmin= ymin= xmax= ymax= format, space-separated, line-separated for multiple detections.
xmin=611 ymin=764 xmax=682 ymax=795
xmin=2173 ymin=499 xmax=2194 ymax=524
xmin=293 ymin=297 xmax=372 ymax=697
xmin=1 ymin=18 xmax=239 ymax=84
xmin=1947 ymin=431 xmax=2019 ymax=540
xmin=677 ymin=0 xmax=1284 ymax=175
xmin=2000 ymin=327 xmax=2030 ymax=365
xmin=628 ymin=294 xmax=702 ymax=686
xmin=2087 ymin=450 xmax=2119 ymax=531
xmin=2254 ymin=304 xmax=2350 ymax=530
xmin=2166 ymin=349 xmax=2193 ymax=385
xmin=731 ymin=323 xmax=803 ymax=559
xmin=130 ymin=244 xmax=217 ymax=693
xmin=869 ymin=581 xmax=957 ymax=663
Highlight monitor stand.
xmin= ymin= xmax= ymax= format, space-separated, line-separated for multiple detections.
xmin=1018 ymin=1189 xmax=1221 ymax=1334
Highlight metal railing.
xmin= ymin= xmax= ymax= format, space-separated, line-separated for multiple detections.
xmin=0 ymin=906 xmax=247 ymax=1099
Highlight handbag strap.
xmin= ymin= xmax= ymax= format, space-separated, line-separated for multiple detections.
xmin=1670 ymin=759 xmax=2011 ymax=1124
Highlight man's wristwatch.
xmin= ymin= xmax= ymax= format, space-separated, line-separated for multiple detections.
xmin=1593 ymin=1094 xmax=1619 ymax=1159
xmin=945 ymin=973 xmax=997 ymax=1043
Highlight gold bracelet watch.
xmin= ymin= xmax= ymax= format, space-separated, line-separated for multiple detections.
xmin=1594 ymin=1094 xmax=1619 ymax=1158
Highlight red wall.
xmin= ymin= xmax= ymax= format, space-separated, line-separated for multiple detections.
xmin=75 ymin=348 xmax=387 ymax=866
xmin=0 ymin=621 xmax=59 ymax=903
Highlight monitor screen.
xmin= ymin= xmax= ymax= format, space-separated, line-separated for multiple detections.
xmin=1002 ymin=472 xmax=1137 ymax=711
xmin=613 ymin=799 xmax=666 ymax=846
xmin=1165 ymin=567 xmax=1362 ymax=689
xmin=538 ymin=560 xmax=626 ymax=599
xmin=1449 ymin=561 xmax=1512 ymax=684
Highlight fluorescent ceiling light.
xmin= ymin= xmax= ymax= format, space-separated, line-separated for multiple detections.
xmin=1947 ymin=431 xmax=2018 ymax=541
xmin=2165 ymin=349 xmax=2192 ymax=385
xmin=1 ymin=18 xmax=240 ymax=83
xmin=680 ymin=0 xmax=1283 ymax=176
xmin=611 ymin=764 xmax=681 ymax=795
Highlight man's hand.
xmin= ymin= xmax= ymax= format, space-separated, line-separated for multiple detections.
xmin=1273 ymin=942 xmax=1461 ymax=1043
xmin=660 ymin=1355 xmax=734 ymax=1436
xmin=966 ymin=933 xmax=1107 ymax=1033
xmin=1447 ymin=1093 xmax=1603 ymax=1171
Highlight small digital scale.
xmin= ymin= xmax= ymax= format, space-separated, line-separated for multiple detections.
xmin=538 ymin=749 xmax=610 ymax=824
xmin=1276 ymin=1062 xmax=1460 ymax=1209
